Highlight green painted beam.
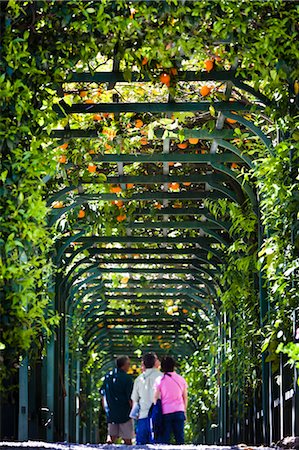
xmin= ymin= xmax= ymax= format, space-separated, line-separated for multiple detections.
xmin=132 ymin=207 xmax=212 ymax=216
xmin=102 ymin=287 xmax=198 ymax=294
xmin=64 ymin=235 xmax=220 ymax=245
xmin=90 ymin=152 xmax=242 ymax=163
xmin=72 ymin=191 xmax=230 ymax=202
xmin=128 ymin=220 xmax=229 ymax=230
xmin=50 ymin=129 xmax=236 ymax=140
xmin=103 ymin=294 xmax=203 ymax=300
xmin=101 ymin=315 xmax=195 ymax=323
xmin=54 ymin=100 xmax=255 ymax=116
xmin=86 ymin=247 xmax=216 ymax=256
xmin=95 ymin=256 xmax=211 ymax=264
xmin=68 ymin=70 xmax=237 ymax=83
xmin=103 ymin=279 xmax=208 ymax=287
xmin=95 ymin=267 xmax=215 ymax=275
xmin=91 ymin=174 xmax=227 ymax=184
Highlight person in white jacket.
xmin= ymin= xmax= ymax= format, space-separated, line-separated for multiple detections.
xmin=131 ymin=352 xmax=161 ymax=444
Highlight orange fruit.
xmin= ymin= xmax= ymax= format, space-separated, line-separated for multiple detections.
xmin=88 ymin=163 xmax=97 ymax=173
xmin=160 ymin=73 xmax=171 ymax=85
xmin=59 ymin=143 xmax=68 ymax=150
xmin=142 ymin=57 xmax=148 ymax=65
xmin=168 ymin=182 xmax=180 ymax=191
xmin=79 ymin=90 xmax=87 ymax=97
xmin=168 ymin=162 xmax=175 ymax=166
xmin=231 ymin=163 xmax=238 ymax=169
xmin=170 ymin=67 xmax=177 ymax=76
xmin=188 ymin=138 xmax=199 ymax=145
xmin=226 ymin=117 xmax=237 ymax=124
xmin=117 ymin=214 xmax=126 ymax=222
xmin=59 ymin=155 xmax=67 ymax=164
xmin=204 ymin=59 xmax=214 ymax=72
xmin=105 ymin=143 xmax=112 ymax=151
xmin=140 ymin=138 xmax=148 ymax=145
xmin=135 ymin=119 xmax=144 ymax=128
xmin=78 ymin=209 xmax=85 ymax=218
xmin=113 ymin=200 xmax=124 ymax=208
xmin=84 ymin=99 xmax=94 ymax=104
xmin=121 ymin=277 xmax=129 ymax=284
xmin=126 ymin=183 xmax=134 ymax=189
xmin=183 ymin=182 xmax=191 ymax=186
xmin=177 ymin=142 xmax=188 ymax=149
xmin=182 ymin=308 xmax=188 ymax=314
xmin=200 ymin=85 xmax=212 ymax=97
xmin=88 ymin=149 xmax=95 ymax=154
xmin=110 ymin=186 xmax=122 ymax=194
xmin=93 ymin=114 xmax=102 ymax=121
xmin=154 ymin=202 xmax=162 ymax=209
xmin=53 ymin=201 xmax=64 ymax=209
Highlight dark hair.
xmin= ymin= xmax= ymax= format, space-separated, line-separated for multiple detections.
xmin=160 ymin=355 xmax=176 ymax=373
xmin=142 ymin=352 xmax=157 ymax=369
xmin=116 ymin=355 xmax=130 ymax=369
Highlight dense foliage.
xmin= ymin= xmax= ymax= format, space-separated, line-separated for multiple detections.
xmin=0 ymin=0 xmax=298 ymax=441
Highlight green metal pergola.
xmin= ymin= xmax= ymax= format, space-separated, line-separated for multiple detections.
xmin=16 ymin=62 xmax=279 ymax=444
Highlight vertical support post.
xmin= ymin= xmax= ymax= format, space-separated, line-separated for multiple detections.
xmin=64 ymin=328 xmax=69 ymax=442
xmin=46 ymin=335 xmax=55 ymax=442
xmin=279 ymin=353 xmax=284 ymax=439
xmin=219 ymin=312 xmax=227 ymax=443
xmin=75 ymin=357 xmax=80 ymax=443
xmin=292 ymin=308 xmax=299 ymax=436
xmin=258 ymin=208 xmax=270 ymax=443
xmin=18 ymin=354 xmax=28 ymax=440
xmin=86 ymin=373 xmax=92 ymax=442
xmin=268 ymin=362 xmax=273 ymax=444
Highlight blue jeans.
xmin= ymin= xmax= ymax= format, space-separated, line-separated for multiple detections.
xmin=136 ymin=417 xmax=153 ymax=445
xmin=161 ymin=411 xmax=185 ymax=444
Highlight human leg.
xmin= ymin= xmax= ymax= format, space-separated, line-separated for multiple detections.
xmin=172 ymin=411 xmax=185 ymax=444
xmin=107 ymin=423 xmax=119 ymax=444
xmin=119 ymin=419 xmax=134 ymax=445
xmin=136 ymin=418 xmax=151 ymax=445
xmin=161 ymin=413 xmax=172 ymax=444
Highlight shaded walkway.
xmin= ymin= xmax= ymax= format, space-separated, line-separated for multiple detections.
xmin=0 ymin=443 xmax=274 ymax=450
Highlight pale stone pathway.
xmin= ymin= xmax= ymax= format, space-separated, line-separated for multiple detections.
xmin=0 ymin=441 xmax=274 ymax=450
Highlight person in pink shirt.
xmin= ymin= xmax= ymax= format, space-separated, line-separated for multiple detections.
xmin=153 ymin=355 xmax=188 ymax=444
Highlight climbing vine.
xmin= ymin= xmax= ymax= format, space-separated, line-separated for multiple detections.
xmin=0 ymin=5 xmax=298 ymax=442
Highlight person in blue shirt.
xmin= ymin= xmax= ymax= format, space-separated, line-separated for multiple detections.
xmin=101 ymin=355 xmax=134 ymax=444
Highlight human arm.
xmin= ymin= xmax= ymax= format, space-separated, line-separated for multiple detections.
xmin=153 ymin=384 xmax=161 ymax=405
xmin=183 ymin=386 xmax=188 ymax=412
xmin=130 ymin=378 xmax=139 ymax=409
xmin=127 ymin=376 xmax=134 ymax=408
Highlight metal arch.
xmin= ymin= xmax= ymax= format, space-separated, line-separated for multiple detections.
xmin=215 ymin=139 xmax=253 ymax=168
xmin=67 ymin=70 xmax=271 ymax=108
xmin=58 ymin=234 xmax=225 ymax=259
xmin=87 ymin=329 xmax=199 ymax=355
xmin=47 ymin=185 xmax=239 ymax=209
xmin=211 ymin=162 xmax=258 ymax=213
xmin=56 ymin=230 xmax=87 ymax=262
xmin=87 ymin=256 xmax=220 ymax=270
xmin=223 ymin=112 xmax=274 ymax=153
xmin=68 ymin=277 xmax=215 ymax=315
xmin=85 ymin=246 xmax=223 ymax=265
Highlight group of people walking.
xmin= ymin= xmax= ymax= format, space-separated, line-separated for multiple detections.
xmin=100 ymin=353 xmax=188 ymax=445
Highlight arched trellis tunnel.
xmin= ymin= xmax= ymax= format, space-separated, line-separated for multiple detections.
xmin=1 ymin=1 xmax=298 ymax=448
